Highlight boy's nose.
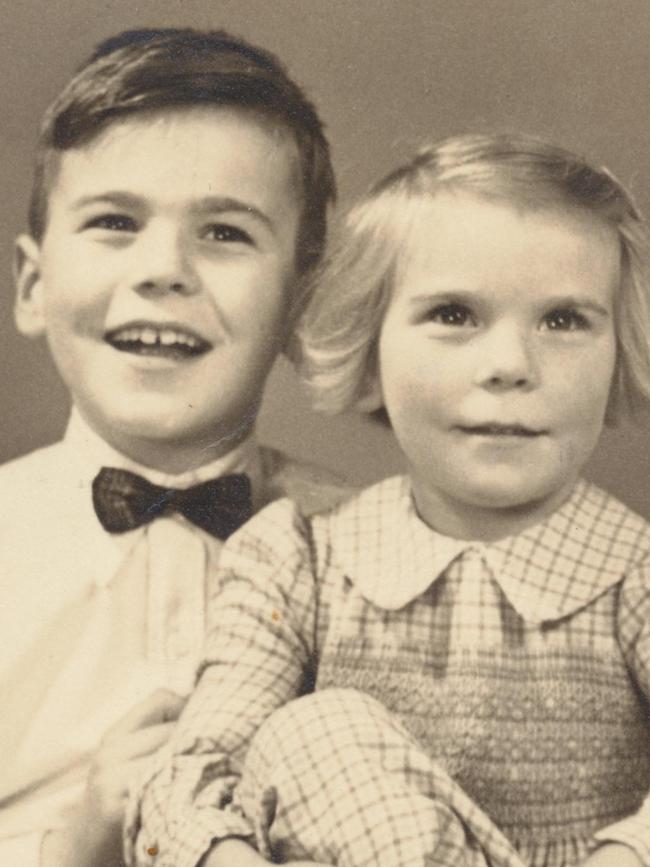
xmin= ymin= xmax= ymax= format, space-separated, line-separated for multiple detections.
xmin=130 ymin=227 xmax=199 ymax=297
xmin=474 ymin=324 xmax=538 ymax=391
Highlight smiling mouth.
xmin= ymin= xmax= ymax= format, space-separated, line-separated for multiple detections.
xmin=458 ymin=424 xmax=545 ymax=438
xmin=104 ymin=324 xmax=212 ymax=359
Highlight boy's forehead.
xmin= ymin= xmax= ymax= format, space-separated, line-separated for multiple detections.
xmin=48 ymin=105 xmax=304 ymax=212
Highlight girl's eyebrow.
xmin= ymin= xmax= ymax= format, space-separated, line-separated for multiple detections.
xmin=541 ymin=295 xmax=611 ymax=318
xmin=408 ymin=290 xmax=477 ymax=307
xmin=408 ymin=291 xmax=611 ymax=318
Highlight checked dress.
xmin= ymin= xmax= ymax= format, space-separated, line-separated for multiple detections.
xmin=126 ymin=476 xmax=650 ymax=867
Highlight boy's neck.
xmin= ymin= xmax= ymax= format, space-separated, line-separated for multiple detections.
xmin=71 ymin=409 xmax=254 ymax=476
xmin=410 ymin=476 xmax=580 ymax=542
xmin=107 ymin=438 xmax=249 ymax=476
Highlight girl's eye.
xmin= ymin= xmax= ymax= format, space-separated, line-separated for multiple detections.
xmin=84 ymin=214 xmax=137 ymax=232
xmin=427 ymin=303 xmax=475 ymax=327
xmin=542 ymin=308 xmax=590 ymax=332
xmin=203 ymin=223 xmax=253 ymax=244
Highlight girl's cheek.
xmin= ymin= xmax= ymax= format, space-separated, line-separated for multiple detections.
xmin=557 ymin=439 xmax=579 ymax=474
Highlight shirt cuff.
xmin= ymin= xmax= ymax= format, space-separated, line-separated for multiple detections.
xmin=594 ymin=815 xmax=650 ymax=866
xmin=0 ymin=831 xmax=44 ymax=866
xmin=131 ymin=809 xmax=254 ymax=867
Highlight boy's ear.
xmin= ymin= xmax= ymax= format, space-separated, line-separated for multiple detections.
xmin=14 ymin=235 xmax=46 ymax=338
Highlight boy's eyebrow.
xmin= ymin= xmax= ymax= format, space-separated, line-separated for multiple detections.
xmin=71 ymin=192 xmax=144 ymax=211
xmin=192 ymin=196 xmax=274 ymax=230
xmin=70 ymin=192 xmax=275 ymax=231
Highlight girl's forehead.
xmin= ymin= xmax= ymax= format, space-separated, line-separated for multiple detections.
xmin=397 ymin=186 xmax=613 ymax=228
xmin=388 ymin=190 xmax=621 ymax=304
xmin=394 ymin=189 xmax=620 ymax=259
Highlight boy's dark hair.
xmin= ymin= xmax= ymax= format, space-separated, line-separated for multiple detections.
xmin=29 ymin=27 xmax=336 ymax=273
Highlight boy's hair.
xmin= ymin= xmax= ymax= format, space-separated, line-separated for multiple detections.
xmin=29 ymin=27 xmax=336 ymax=276
xmin=296 ymin=132 xmax=650 ymax=423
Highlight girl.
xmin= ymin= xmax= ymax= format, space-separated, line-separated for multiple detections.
xmin=127 ymin=133 xmax=650 ymax=867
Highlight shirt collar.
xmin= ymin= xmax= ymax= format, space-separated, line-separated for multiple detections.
xmin=64 ymin=407 xmax=263 ymax=494
xmin=330 ymin=475 xmax=650 ymax=621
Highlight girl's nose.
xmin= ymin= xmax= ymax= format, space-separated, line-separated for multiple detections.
xmin=130 ymin=226 xmax=199 ymax=297
xmin=474 ymin=324 xmax=538 ymax=391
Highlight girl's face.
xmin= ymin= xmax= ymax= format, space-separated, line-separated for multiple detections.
xmin=377 ymin=192 xmax=620 ymax=540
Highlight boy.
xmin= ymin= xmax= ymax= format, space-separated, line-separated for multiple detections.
xmin=0 ymin=27 xmax=343 ymax=867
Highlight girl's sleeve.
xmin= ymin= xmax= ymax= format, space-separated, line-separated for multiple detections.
xmin=593 ymin=556 xmax=650 ymax=864
xmin=124 ymin=498 xmax=321 ymax=867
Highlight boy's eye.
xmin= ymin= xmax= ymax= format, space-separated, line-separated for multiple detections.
xmin=427 ymin=303 xmax=475 ymax=327
xmin=542 ymin=308 xmax=590 ymax=331
xmin=203 ymin=223 xmax=253 ymax=244
xmin=84 ymin=213 xmax=137 ymax=232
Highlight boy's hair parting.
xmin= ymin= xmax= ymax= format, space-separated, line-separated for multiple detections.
xmin=296 ymin=132 xmax=650 ymax=422
xmin=29 ymin=27 xmax=336 ymax=275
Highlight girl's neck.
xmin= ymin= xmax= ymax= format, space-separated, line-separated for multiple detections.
xmin=410 ymin=476 xmax=580 ymax=542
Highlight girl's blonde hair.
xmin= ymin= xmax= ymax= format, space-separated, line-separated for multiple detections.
xmin=294 ymin=132 xmax=650 ymax=423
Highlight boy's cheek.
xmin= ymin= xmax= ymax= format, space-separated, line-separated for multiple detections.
xmin=42 ymin=295 xmax=109 ymax=346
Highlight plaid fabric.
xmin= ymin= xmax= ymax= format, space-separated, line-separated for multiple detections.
xmin=125 ymin=476 xmax=650 ymax=867
xmin=237 ymin=688 xmax=524 ymax=867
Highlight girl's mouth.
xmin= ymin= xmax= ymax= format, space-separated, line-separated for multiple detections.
xmin=458 ymin=424 xmax=545 ymax=437
xmin=104 ymin=323 xmax=212 ymax=359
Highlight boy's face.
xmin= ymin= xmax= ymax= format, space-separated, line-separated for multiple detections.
xmin=15 ymin=106 xmax=302 ymax=470
xmin=377 ymin=192 xmax=619 ymax=538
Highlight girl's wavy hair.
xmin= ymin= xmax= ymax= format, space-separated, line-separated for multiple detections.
xmin=294 ymin=132 xmax=650 ymax=423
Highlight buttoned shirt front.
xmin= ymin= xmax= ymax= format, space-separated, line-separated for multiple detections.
xmin=0 ymin=411 xmax=349 ymax=864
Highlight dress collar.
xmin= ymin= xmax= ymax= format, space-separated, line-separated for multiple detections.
xmin=64 ymin=408 xmax=263 ymax=493
xmin=329 ymin=476 xmax=469 ymax=610
xmin=485 ymin=478 xmax=650 ymax=622
xmin=329 ymin=475 xmax=650 ymax=621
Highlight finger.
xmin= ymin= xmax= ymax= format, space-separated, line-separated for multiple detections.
xmin=103 ymin=689 xmax=187 ymax=740
xmin=96 ymin=721 xmax=177 ymax=765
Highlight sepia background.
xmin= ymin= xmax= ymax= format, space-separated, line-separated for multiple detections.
xmin=1 ymin=0 xmax=649 ymax=518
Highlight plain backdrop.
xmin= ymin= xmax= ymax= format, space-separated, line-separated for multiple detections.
xmin=1 ymin=0 xmax=649 ymax=518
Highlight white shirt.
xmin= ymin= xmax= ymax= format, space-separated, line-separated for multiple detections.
xmin=0 ymin=411 xmax=349 ymax=863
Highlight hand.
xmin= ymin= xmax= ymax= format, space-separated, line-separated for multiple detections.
xmin=41 ymin=689 xmax=186 ymax=867
xmin=85 ymin=688 xmax=186 ymax=839
xmin=580 ymin=843 xmax=643 ymax=867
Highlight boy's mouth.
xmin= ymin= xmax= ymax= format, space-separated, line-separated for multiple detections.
xmin=104 ymin=323 xmax=212 ymax=359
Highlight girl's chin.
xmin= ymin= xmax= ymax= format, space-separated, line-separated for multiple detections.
xmin=457 ymin=476 xmax=576 ymax=515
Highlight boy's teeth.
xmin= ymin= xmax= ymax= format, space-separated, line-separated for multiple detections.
xmin=113 ymin=326 xmax=200 ymax=347
xmin=108 ymin=325 xmax=207 ymax=354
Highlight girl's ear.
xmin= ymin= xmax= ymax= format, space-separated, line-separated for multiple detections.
xmin=14 ymin=235 xmax=46 ymax=338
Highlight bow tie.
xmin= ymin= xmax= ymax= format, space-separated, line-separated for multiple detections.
xmin=92 ymin=467 xmax=254 ymax=540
